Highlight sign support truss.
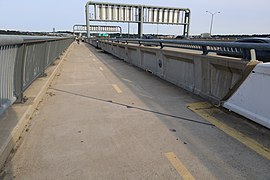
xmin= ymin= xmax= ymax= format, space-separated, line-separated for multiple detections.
xmin=73 ymin=24 xmax=122 ymax=36
xmin=85 ymin=1 xmax=191 ymax=38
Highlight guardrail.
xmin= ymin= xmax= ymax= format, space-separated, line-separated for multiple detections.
xmin=89 ymin=38 xmax=270 ymax=61
xmin=0 ymin=35 xmax=74 ymax=115
xmin=88 ymin=37 xmax=270 ymax=128
xmin=87 ymin=37 xmax=261 ymax=103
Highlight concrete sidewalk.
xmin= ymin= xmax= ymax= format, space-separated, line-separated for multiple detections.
xmin=1 ymin=43 xmax=270 ymax=179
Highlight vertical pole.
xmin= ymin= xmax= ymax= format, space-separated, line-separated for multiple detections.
xmin=128 ymin=22 xmax=130 ymax=37
xmin=119 ymin=26 xmax=122 ymax=37
xmin=86 ymin=4 xmax=90 ymax=38
xmin=183 ymin=10 xmax=190 ymax=37
xmin=210 ymin=14 xmax=214 ymax=35
xmin=40 ymin=41 xmax=49 ymax=77
xmin=206 ymin=11 xmax=220 ymax=36
xmin=186 ymin=10 xmax=190 ymax=37
xmin=138 ymin=6 xmax=144 ymax=38
xmin=14 ymin=45 xmax=24 ymax=102
xmin=250 ymin=49 xmax=257 ymax=60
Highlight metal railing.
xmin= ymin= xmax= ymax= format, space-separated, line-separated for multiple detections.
xmin=0 ymin=35 xmax=74 ymax=115
xmin=90 ymin=38 xmax=270 ymax=61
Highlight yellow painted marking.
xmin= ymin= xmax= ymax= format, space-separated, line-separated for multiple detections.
xmin=112 ymin=84 xmax=122 ymax=93
xmin=99 ymin=67 xmax=104 ymax=71
xmin=165 ymin=152 xmax=195 ymax=180
xmin=187 ymin=102 xmax=270 ymax=161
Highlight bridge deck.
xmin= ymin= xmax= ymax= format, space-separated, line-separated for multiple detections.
xmin=1 ymin=43 xmax=270 ymax=179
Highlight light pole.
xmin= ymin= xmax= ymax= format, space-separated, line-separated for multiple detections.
xmin=206 ymin=11 xmax=220 ymax=36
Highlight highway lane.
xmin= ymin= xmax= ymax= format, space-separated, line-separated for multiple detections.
xmin=2 ymin=42 xmax=270 ymax=179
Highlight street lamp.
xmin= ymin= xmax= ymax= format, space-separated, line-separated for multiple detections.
xmin=206 ymin=11 xmax=220 ymax=36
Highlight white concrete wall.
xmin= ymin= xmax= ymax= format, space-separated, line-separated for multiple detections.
xmin=224 ymin=63 xmax=270 ymax=129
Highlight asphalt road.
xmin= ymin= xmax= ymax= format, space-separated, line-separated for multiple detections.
xmin=2 ymin=43 xmax=270 ymax=180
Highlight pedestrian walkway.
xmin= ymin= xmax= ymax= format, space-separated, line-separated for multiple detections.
xmin=2 ymin=43 xmax=270 ymax=180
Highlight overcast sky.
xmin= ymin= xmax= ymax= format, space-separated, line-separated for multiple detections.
xmin=0 ymin=0 xmax=269 ymax=35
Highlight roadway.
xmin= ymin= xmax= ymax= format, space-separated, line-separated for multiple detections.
xmin=2 ymin=42 xmax=270 ymax=179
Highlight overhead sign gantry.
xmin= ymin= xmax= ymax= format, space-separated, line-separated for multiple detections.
xmin=73 ymin=24 xmax=122 ymax=35
xmin=85 ymin=1 xmax=191 ymax=38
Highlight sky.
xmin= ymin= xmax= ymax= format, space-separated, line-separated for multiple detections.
xmin=0 ymin=0 xmax=269 ymax=35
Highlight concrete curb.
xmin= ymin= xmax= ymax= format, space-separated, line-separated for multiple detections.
xmin=0 ymin=43 xmax=74 ymax=169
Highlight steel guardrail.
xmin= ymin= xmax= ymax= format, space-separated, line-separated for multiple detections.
xmin=91 ymin=38 xmax=270 ymax=60
xmin=0 ymin=35 xmax=74 ymax=115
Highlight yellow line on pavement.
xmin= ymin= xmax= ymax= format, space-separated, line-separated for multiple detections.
xmin=99 ymin=67 xmax=104 ymax=71
xmin=187 ymin=102 xmax=270 ymax=161
xmin=165 ymin=152 xmax=195 ymax=180
xmin=112 ymin=84 xmax=122 ymax=93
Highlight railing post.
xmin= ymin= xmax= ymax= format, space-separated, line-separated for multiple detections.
xmin=14 ymin=44 xmax=26 ymax=103
xmin=202 ymin=45 xmax=208 ymax=55
xmin=242 ymin=48 xmax=249 ymax=60
xmin=250 ymin=49 xmax=257 ymax=61
xmin=160 ymin=42 xmax=163 ymax=49
xmin=40 ymin=41 xmax=49 ymax=77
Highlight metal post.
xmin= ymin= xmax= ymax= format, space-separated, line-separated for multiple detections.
xmin=183 ymin=10 xmax=191 ymax=37
xmin=206 ymin=11 xmax=220 ymax=36
xmin=119 ymin=26 xmax=122 ymax=37
xmin=250 ymin=49 xmax=257 ymax=60
xmin=138 ymin=6 xmax=144 ymax=38
xmin=210 ymin=14 xmax=214 ymax=35
xmin=186 ymin=10 xmax=191 ymax=37
xmin=14 ymin=44 xmax=26 ymax=103
xmin=40 ymin=41 xmax=49 ymax=77
xmin=128 ymin=22 xmax=130 ymax=37
xmin=85 ymin=4 xmax=90 ymax=38
xmin=73 ymin=25 xmax=75 ymax=35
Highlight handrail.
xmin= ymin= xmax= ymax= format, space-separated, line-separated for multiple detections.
xmin=104 ymin=38 xmax=270 ymax=50
xmin=0 ymin=35 xmax=73 ymax=46
xmin=92 ymin=38 xmax=270 ymax=60
xmin=0 ymin=35 xmax=24 ymax=46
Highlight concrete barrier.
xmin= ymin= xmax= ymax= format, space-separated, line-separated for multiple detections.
xmin=224 ymin=63 xmax=270 ymax=128
xmin=90 ymin=40 xmax=258 ymax=104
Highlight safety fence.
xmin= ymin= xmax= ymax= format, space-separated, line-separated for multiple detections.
xmin=0 ymin=35 xmax=73 ymax=115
